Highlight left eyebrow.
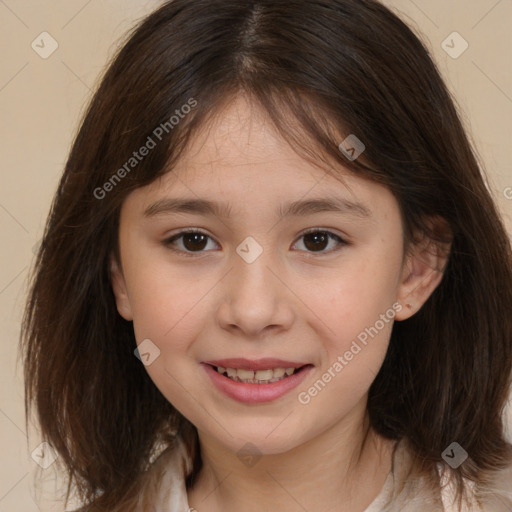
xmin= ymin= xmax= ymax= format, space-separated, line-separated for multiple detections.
xmin=278 ymin=197 xmax=372 ymax=219
xmin=143 ymin=196 xmax=372 ymax=220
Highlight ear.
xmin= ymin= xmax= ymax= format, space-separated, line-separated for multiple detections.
xmin=395 ymin=217 xmax=452 ymax=321
xmin=110 ymin=254 xmax=134 ymax=321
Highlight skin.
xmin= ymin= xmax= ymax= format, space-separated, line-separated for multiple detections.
xmin=111 ymin=95 xmax=450 ymax=511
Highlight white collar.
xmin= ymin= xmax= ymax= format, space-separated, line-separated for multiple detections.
xmin=143 ymin=434 xmax=510 ymax=512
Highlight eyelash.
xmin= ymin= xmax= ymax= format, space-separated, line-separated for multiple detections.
xmin=162 ymin=228 xmax=348 ymax=257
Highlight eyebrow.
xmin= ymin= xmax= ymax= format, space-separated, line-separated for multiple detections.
xmin=143 ymin=196 xmax=372 ymax=220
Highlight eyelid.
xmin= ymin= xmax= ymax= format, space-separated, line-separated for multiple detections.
xmin=298 ymin=227 xmax=348 ymax=239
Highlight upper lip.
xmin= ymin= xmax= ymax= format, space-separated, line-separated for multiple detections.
xmin=203 ymin=358 xmax=311 ymax=371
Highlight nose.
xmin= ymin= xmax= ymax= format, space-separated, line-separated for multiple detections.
xmin=216 ymin=246 xmax=295 ymax=338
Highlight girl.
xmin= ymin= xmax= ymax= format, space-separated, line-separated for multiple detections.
xmin=21 ymin=0 xmax=512 ymax=510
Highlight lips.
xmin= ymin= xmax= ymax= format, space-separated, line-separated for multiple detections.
xmin=201 ymin=358 xmax=314 ymax=403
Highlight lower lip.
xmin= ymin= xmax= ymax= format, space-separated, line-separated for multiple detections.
xmin=202 ymin=363 xmax=313 ymax=403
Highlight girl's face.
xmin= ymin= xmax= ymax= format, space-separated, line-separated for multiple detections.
xmin=112 ymin=95 xmax=423 ymax=455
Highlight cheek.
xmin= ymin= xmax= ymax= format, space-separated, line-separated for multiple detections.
xmin=124 ymin=248 xmax=197 ymax=327
xmin=125 ymin=260 xmax=220 ymax=367
xmin=297 ymin=274 xmax=398 ymax=415
xmin=306 ymin=254 xmax=401 ymax=351
xmin=124 ymin=265 xmax=209 ymax=408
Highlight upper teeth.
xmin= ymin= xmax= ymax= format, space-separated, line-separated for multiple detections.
xmin=216 ymin=366 xmax=297 ymax=383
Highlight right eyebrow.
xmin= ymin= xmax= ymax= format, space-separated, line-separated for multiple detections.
xmin=143 ymin=198 xmax=233 ymax=218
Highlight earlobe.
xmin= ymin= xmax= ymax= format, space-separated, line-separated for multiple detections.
xmin=395 ymin=218 xmax=452 ymax=321
xmin=110 ymin=255 xmax=134 ymax=321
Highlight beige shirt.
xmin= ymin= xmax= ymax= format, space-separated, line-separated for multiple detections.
xmin=136 ymin=435 xmax=512 ymax=512
xmin=72 ymin=435 xmax=512 ymax=511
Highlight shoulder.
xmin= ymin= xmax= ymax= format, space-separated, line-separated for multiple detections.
xmin=474 ymin=462 xmax=512 ymax=511
xmin=67 ymin=435 xmax=194 ymax=512
xmin=135 ymin=434 xmax=193 ymax=511
xmin=386 ymin=441 xmax=512 ymax=511
xmin=439 ymin=461 xmax=512 ymax=512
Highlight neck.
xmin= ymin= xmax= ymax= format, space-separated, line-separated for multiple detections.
xmin=187 ymin=410 xmax=395 ymax=512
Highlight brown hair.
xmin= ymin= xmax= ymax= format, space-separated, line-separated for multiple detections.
xmin=21 ymin=0 xmax=512 ymax=510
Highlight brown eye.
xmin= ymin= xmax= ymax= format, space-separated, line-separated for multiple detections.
xmin=182 ymin=232 xmax=208 ymax=251
xmin=293 ymin=230 xmax=346 ymax=254
xmin=164 ymin=230 xmax=219 ymax=255
xmin=303 ymin=232 xmax=329 ymax=251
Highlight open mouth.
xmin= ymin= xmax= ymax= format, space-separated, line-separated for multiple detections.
xmin=202 ymin=360 xmax=315 ymax=403
xmin=210 ymin=364 xmax=308 ymax=384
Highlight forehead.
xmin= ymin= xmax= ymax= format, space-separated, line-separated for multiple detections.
xmin=157 ymin=97 xmax=360 ymax=195
xmin=123 ymin=95 xmax=400 ymax=225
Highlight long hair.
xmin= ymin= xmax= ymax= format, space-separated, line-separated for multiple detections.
xmin=21 ymin=0 xmax=512 ymax=509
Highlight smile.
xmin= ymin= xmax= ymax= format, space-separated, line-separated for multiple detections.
xmin=213 ymin=366 xmax=301 ymax=384
xmin=201 ymin=359 xmax=314 ymax=403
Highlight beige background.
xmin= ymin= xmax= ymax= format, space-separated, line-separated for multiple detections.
xmin=0 ymin=1 xmax=511 ymax=510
